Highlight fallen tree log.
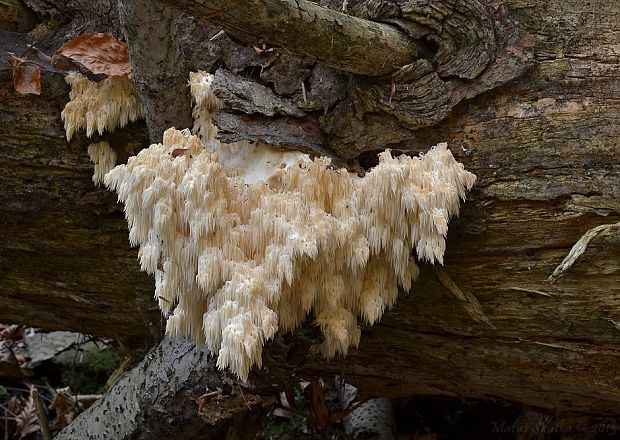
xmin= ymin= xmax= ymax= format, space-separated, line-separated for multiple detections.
xmin=54 ymin=337 xmax=272 ymax=440
xmin=0 ymin=0 xmax=619 ymax=433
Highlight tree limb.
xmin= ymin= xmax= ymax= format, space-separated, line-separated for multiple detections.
xmin=118 ymin=0 xmax=194 ymax=143
xmin=54 ymin=338 xmax=269 ymax=440
xmin=158 ymin=0 xmax=428 ymax=76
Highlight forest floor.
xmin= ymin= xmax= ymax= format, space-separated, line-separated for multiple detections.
xmin=0 ymin=324 xmax=616 ymax=439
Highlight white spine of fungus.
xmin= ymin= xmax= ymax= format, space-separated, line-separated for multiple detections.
xmin=105 ymin=71 xmax=476 ymax=381
xmin=87 ymin=141 xmax=117 ymax=186
xmin=62 ymin=73 xmax=142 ymax=141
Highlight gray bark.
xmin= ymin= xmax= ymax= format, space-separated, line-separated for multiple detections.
xmin=1 ymin=1 xmax=619 ymax=437
xmin=158 ymin=0 xmax=428 ymax=76
xmin=154 ymin=0 xmax=535 ymax=157
xmin=54 ymin=337 xmax=269 ymax=439
xmin=118 ymin=0 xmax=194 ymax=143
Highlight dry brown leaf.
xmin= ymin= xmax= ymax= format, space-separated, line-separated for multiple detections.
xmin=9 ymin=57 xmax=41 ymax=95
xmin=53 ymin=33 xmax=131 ymax=78
xmin=15 ymin=388 xmax=39 ymax=439
xmin=0 ymin=351 xmax=24 ymax=379
xmin=0 ymin=324 xmax=24 ymax=340
xmin=49 ymin=387 xmax=83 ymax=430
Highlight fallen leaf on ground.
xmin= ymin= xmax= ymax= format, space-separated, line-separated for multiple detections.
xmin=15 ymin=389 xmax=39 ymax=439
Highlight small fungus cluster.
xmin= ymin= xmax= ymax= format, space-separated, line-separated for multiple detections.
xmin=87 ymin=141 xmax=117 ymax=186
xmin=62 ymin=73 xmax=142 ymax=141
xmin=100 ymin=71 xmax=476 ymax=380
xmin=62 ymin=72 xmax=142 ymax=188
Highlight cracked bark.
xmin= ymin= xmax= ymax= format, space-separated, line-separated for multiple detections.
xmin=153 ymin=0 xmax=535 ymax=156
xmin=118 ymin=0 xmax=194 ymax=143
xmin=157 ymin=0 xmax=428 ymax=76
xmin=54 ymin=337 xmax=272 ymax=439
xmin=1 ymin=0 xmax=620 ymax=436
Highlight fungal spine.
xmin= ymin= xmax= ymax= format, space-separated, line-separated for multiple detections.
xmin=103 ymin=71 xmax=476 ymax=381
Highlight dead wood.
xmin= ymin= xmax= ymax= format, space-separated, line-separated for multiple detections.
xmin=0 ymin=1 xmax=619 ymax=434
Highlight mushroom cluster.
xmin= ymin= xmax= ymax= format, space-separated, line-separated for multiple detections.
xmin=103 ymin=72 xmax=476 ymax=380
xmin=62 ymin=72 xmax=142 ymax=141
xmin=87 ymin=141 xmax=117 ymax=186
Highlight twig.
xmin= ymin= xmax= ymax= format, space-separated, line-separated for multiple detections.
xmin=549 ymin=222 xmax=619 ymax=281
xmin=4 ymin=408 xmax=9 ymax=440
xmin=209 ymin=30 xmax=226 ymax=42
xmin=508 ymin=287 xmax=558 ymax=297
xmin=0 ymin=403 xmax=18 ymax=418
xmin=389 ymin=79 xmax=396 ymax=104
xmin=238 ymin=385 xmax=251 ymax=411
xmin=18 ymin=42 xmax=38 ymax=59
xmin=198 ymin=390 xmax=219 ymax=400
xmin=300 ymin=80 xmax=308 ymax=106
xmin=32 ymin=388 xmax=52 ymax=440
xmin=197 ymin=390 xmax=219 ymax=415
xmin=8 ymin=55 xmax=60 ymax=74
xmin=1 ymin=386 xmax=53 ymax=404
xmin=432 ymin=266 xmax=494 ymax=328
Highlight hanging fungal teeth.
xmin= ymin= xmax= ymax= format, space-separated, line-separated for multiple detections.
xmin=104 ymin=71 xmax=476 ymax=381
xmin=87 ymin=141 xmax=117 ymax=186
xmin=62 ymin=73 xmax=143 ymax=185
xmin=62 ymin=73 xmax=143 ymax=142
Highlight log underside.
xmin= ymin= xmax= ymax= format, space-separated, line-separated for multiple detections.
xmin=0 ymin=0 xmax=619 ymax=425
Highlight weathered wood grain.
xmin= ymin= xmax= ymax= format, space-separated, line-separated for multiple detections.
xmin=0 ymin=0 xmax=618 ymax=422
xmin=158 ymin=0 xmax=427 ymax=76
xmin=0 ymin=0 xmax=37 ymax=32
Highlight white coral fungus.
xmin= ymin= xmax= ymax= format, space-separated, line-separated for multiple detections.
xmin=104 ymin=71 xmax=476 ymax=381
xmin=62 ymin=73 xmax=142 ymax=141
xmin=87 ymin=141 xmax=117 ymax=186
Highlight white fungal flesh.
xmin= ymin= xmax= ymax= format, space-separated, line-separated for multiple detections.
xmin=104 ymin=71 xmax=476 ymax=381
xmin=87 ymin=141 xmax=117 ymax=186
xmin=62 ymin=73 xmax=142 ymax=141
xmin=188 ymin=71 xmax=312 ymax=185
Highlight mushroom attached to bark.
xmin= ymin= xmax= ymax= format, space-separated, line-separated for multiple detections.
xmin=61 ymin=73 xmax=142 ymax=141
xmin=104 ymin=71 xmax=476 ymax=381
xmin=87 ymin=141 xmax=117 ymax=186
xmin=61 ymin=72 xmax=142 ymax=188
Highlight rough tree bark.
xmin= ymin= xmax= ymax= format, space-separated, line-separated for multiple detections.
xmin=118 ymin=0 xmax=194 ymax=142
xmin=54 ymin=337 xmax=272 ymax=439
xmin=1 ymin=0 xmax=619 ymax=437
xmin=158 ymin=0 xmax=428 ymax=76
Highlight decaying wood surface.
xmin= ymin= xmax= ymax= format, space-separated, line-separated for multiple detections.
xmin=0 ymin=0 xmax=37 ymax=32
xmin=159 ymin=0 xmax=427 ymax=76
xmin=1 ymin=0 xmax=619 ymax=432
xmin=54 ymin=337 xmax=271 ymax=440
xmin=118 ymin=0 xmax=194 ymax=142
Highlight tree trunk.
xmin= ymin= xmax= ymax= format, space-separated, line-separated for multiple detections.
xmin=1 ymin=1 xmax=619 ymax=435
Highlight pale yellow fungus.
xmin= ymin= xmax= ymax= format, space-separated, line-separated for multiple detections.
xmin=104 ymin=71 xmax=476 ymax=381
xmin=87 ymin=141 xmax=117 ymax=186
xmin=62 ymin=73 xmax=142 ymax=141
